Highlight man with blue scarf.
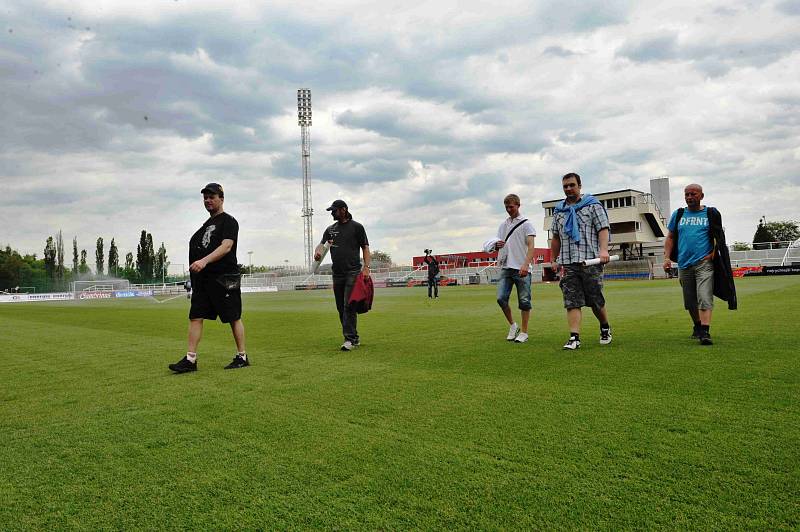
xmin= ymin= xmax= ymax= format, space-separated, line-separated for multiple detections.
xmin=550 ymin=173 xmax=612 ymax=350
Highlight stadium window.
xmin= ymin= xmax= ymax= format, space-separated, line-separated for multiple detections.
xmin=625 ymin=197 xmax=632 ymax=206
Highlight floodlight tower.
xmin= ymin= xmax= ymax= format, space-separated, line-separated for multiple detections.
xmin=297 ymin=88 xmax=313 ymax=270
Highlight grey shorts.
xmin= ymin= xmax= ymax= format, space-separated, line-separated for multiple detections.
xmin=679 ymin=259 xmax=714 ymax=310
xmin=560 ymin=264 xmax=605 ymax=309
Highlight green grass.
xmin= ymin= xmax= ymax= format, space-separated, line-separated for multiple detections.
xmin=1 ymin=277 xmax=798 ymax=529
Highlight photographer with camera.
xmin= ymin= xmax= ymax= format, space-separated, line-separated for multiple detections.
xmin=423 ymin=249 xmax=440 ymax=299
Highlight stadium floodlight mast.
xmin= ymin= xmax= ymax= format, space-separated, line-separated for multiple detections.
xmin=298 ymin=88 xmax=314 ymax=271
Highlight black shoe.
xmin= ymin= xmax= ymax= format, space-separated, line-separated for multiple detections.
xmin=224 ymin=354 xmax=250 ymax=369
xmin=699 ymin=332 xmax=713 ymax=345
xmin=169 ymin=356 xmax=197 ymax=373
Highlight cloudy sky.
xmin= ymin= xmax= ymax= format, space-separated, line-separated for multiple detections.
xmin=2 ymin=0 xmax=799 ymax=271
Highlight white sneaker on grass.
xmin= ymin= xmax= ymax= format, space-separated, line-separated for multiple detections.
xmin=506 ymin=323 xmax=520 ymax=341
xmin=600 ymin=327 xmax=612 ymax=345
xmin=341 ymin=340 xmax=354 ymax=351
xmin=563 ymin=335 xmax=581 ymax=350
xmin=514 ymin=332 xmax=529 ymax=343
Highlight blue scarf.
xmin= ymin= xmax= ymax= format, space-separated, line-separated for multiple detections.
xmin=554 ymin=194 xmax=601 ymax=243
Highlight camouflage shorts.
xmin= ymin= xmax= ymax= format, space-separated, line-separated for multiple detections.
xmin=559 ymin=264 xmax=606 ymax=309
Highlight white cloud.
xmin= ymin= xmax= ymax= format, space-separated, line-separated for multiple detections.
xmin=1 ymin=0 xmax=799 ymax=268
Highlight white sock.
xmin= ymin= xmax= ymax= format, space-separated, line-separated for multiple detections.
xmin=186 ymin=352 xmax=197 ymax=362
xmin=238 ymin=352 xmax=247 ymax=360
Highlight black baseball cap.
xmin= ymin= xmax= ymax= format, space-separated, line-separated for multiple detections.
xmin=326 ymin=199 xmax=348 ymax=211
xmin=201 ymin=183 xmax=224 ymax=197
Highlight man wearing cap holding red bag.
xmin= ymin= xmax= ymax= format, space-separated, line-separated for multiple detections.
xmin=314 ymin=199 xmax=371 ymax=351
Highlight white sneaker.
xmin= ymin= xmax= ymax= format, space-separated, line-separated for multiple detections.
xmin=563 ymin=335 xmax=581 ymax=350
xmin=600 ymin=327 xmax=612 ymax=345
xmin=506 ymin=323 xmax=520 ymax=341
xmin=341 ymin=340 xmax=354 ymax=351
xmin=514 ymin=332 xmax=529 ymax=343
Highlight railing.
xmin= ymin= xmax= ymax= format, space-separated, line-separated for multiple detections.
xmin=637 ymin=193 xmax=666 ymax=224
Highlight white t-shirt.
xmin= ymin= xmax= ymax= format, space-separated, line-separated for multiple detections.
xmin=496 ymin=215 xmax=536 ymax=270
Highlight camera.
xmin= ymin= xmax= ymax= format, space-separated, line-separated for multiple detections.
xmin=424 ymin=249 xmax=432 ymax=255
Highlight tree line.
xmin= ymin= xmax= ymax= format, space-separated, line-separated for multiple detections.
xmin=733 ymin=219 xmax=800 ymax=251
xmin=1 ymin=230 xmax=172 ymax=292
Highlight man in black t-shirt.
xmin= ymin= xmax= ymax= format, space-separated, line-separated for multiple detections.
xmin=314 ymin=199 xmax=371 ymax=351
xmin=168 ymin=183 xmax=250 ymax=373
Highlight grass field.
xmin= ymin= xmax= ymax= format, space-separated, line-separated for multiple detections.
xmin=1 ymin=276 xmax=798 ymax=529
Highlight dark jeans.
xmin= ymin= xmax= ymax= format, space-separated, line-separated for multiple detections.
xmin=333 ymin=272 xmax=359 ymax=342
xmin=428 ymin=276 xmax=438 ymax=298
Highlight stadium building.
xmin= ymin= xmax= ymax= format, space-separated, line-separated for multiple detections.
xmin=411 ymin=249 xmax=551 ymax=270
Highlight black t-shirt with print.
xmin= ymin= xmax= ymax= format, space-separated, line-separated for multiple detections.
xmin=189 ymin=212 xmax=239 ymax=275
xmin=321 ymin=219 xmax=369 ymax=275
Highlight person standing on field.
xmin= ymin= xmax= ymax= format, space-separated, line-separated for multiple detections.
xmin=663 ymin=183 xmax=737 ymax=345
xmin=314 ymin=199 xmax=371 ymax=352
xmin=423 ymin=251 xmax=440 ymax=299
xmin=168 ymin=183 xmax=249 ymax=373
xmin=493 ymin=194 xmax=537 ymax=343
xmin=550 ymin=173 xmax=612 ymax=350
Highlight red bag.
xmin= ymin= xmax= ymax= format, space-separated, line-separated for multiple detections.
xmin=347 ymin=272 xmax=374 ymax=314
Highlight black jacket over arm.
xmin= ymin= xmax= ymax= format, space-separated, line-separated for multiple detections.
xmin=708 ymin=207 xmax=737 ymax=310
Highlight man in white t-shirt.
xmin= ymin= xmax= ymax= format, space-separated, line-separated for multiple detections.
xmin=493 ymin=194 xmax=537 ymax=343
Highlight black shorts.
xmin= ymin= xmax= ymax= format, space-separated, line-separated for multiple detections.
xmin=189 ymin=273 xmax=242 ymax=323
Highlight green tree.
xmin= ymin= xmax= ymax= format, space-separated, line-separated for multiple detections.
xmin=95 ymin=237 xmax=104 ymax=276
xmin=0 ymin=246 xmax=25 ymax=289
xmin=371 ymin=249 xmax=392 ymax=268
xmin=44 ymin=236 xmax=56 ymax=281
xmin=79 ymin=249 xmax=90 ymax=275
xmin=122 ymin=252 xmax=136 ymax=280
xmin=764 ymin=221 xmax=800 ymax=245
xmin=108 ymin=238 xmax=119 ymax=277
xmin=146 ymin=233 xmax=155 ymax=280
xmin=154 ymin=242 xmax=168 ymax=283
xmin=732 ymin=242 xmax=751 ymax=251
xmin=136 ymin=230 xmax=149 ymax=281
xmin=0 ymin=246 xmax=44 ymax=291
xmin=752 ymin=219 xmax=773 ymax=250
xmin=56 ymin=230 xmax=65 ymax=282
xmin=72 ymin=237 xmax=79 ymax=274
